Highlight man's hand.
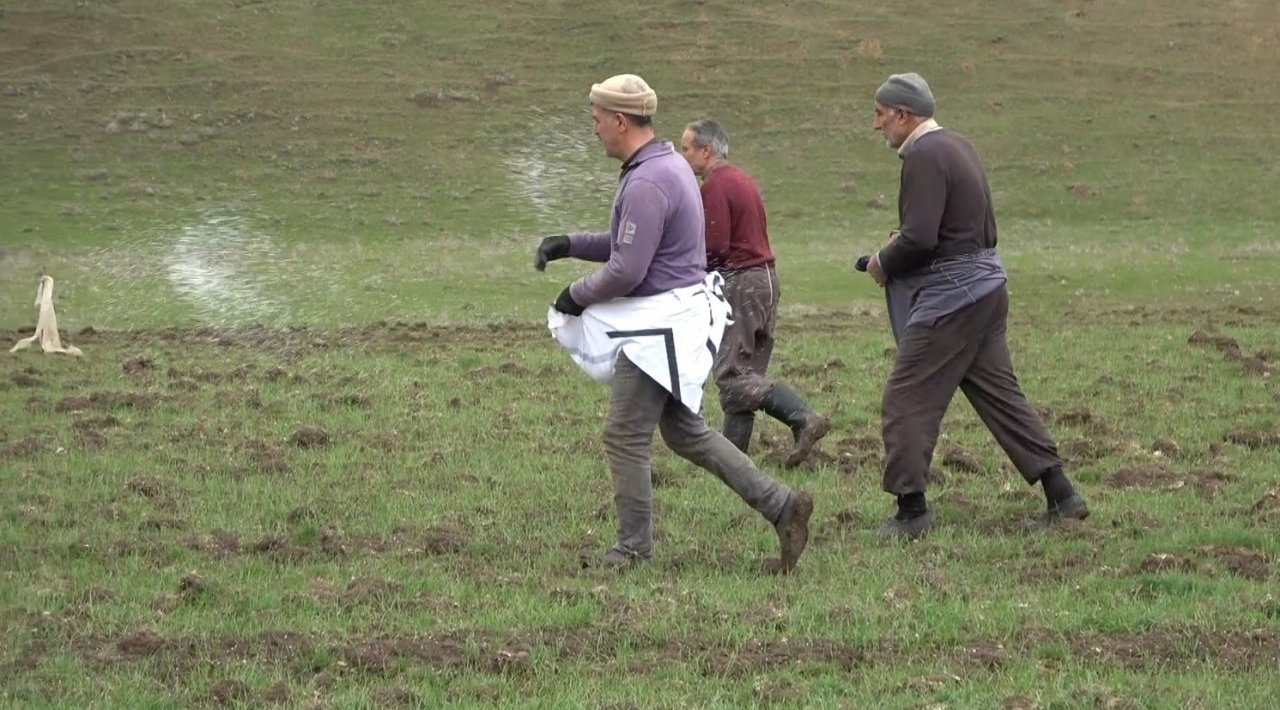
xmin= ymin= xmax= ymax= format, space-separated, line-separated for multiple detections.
xmin=534 ymin=235 xmax=571 ymax=271
xmin=867 ymin=253 xmax=888 ymax=287
xmin=553 ymin=285 xmax=586 ymax=316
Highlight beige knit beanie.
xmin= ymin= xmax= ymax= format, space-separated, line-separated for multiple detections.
xmin=589 ymin=74 xmax=658 ymax=117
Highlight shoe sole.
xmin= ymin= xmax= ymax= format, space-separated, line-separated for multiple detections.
xmin=777 ymin=491 xmax=814 ymax=573
xmin=784 ymin=416 xmax=831 ymax=468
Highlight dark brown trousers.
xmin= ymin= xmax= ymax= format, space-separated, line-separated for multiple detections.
xmin=881 ymin=285 xmax=1062 ymax=495
xmin=713 ymin=264 xmax=779 ymax=414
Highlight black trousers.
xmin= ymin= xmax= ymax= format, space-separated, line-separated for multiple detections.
xmin=881 ymin=285 xmax=1062 ymax=495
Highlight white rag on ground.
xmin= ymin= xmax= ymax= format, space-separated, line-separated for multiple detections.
xmin=10 ymin=275 xmax=83 ymax=357
xmin=548 ymin=272 xmax=730 ymax=414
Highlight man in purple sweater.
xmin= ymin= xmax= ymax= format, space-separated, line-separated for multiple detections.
xmin=866 ymin=73 xmax=1089 ymax=539
xmin=534 ymin=73 xmax=814 ymax=571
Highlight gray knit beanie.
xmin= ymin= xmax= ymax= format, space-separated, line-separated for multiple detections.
xmin=875 ymin=73 xmax=935 ymax=118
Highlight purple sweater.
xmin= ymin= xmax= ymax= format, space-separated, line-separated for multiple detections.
xmin=567 ymin=141 xmax=707 ymax=306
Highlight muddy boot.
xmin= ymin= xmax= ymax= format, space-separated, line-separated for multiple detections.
xmin=773 ymin=490 xmax=814 ymax=573
xmin=600 ymin=545 xmax=649 ymax=569
xmin=761 ymin=384 xmax=831 ymax=468
xmin=722 ymin=412 xmax=755 ymax=454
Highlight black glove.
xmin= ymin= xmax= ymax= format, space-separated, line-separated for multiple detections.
xmin=553 ymin=285 xmax=585 ymax=316
xmin=534 ymin=235 xmax=571 ymax=271
xmin=854 ymin=254 xmax=871 ymax=272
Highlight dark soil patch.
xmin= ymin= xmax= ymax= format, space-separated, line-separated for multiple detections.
xmin=54 ymin=395 xmax=93 ymax=413
xmin=57 ymin=391 xmax=158 ymax=413
xmin=289 ymin=426 xmax=330 ymax=448
xmin=1224 ymin=430 xmax=1280 ymax=449
xmin=1152 ymin=438 xmax=1181 ymax=458
xmin=941 ymin=444 xmax=981 ymax=473
xmin=1137 ymin=553 xmax=1195 ymax=574
xmin=372 ymin=687 xmax=419 ymax=707
xmin=211 ymin=679 xmax=250 ymax=705
xmin=25 ymin=395 xmax=51 ymax=413
xmin=73 ymin=414 xmax=120 ymax=431
xmin=261 ymin=682 xmax=290 ymax=704
xmin=1021 ymin=552 xmax=1094 ymax=585
xmin=1183 ymin=468 xmax=1233 ymax=498
xmin=1190 ymin=330 xmax=1277 ymax=376
xmin=117 ymin=628 xmax=166 ymax=657
xmin=10 ymin=371 xmax=43 ymax=387
xmin=815 ymin=509 xmax=863 ymax=542
xmin=126 ymin=475 xmax=166 ymax=498
xmin=1105 ymin=465 xmax=1173 ymax=489
xmin=187 ymin=529 xmax=242 ymax=558
xmin=122 ymin=355 xmax=153 ymax=375
xmin=179 ymin=572 xmax=209 ymax=598
xmin=246 ymin=439 xmax=290 ymax=474
xmin=959 ymin=640 xmax=1007 ymax=670
xmin=341 ymin=577 xmax=404 ymax=607
xmin=1058 ymin=407 xmax=1098 ymax=427
xmin=1203 ymin=546 xmax=1271 ymax=581
xmin=422 ymin=524 xmax=467 ymax=555
xmin=752 ymin=679 xmax=807 ymax=706
xmin=699 ymin=637 xmax=868 ymax=677
xmin=330 ymin=393 xmax=371 ymax=408
xmin=4 ymin=435 xmax=40 ymax=457
xmin=1060 ymin=439 xmax=1123 ymax=465
xmin=1248 ymin=489 xmax=1280 ymax=516
xmin=1071 ymin=627 xmax=1280 ymax=670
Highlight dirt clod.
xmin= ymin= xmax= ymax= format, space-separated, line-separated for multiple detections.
xmin=1139 ymin=553 xmax=1194 ymax=574
xmin=1224 ymin=430 xmax=1280 ymax=449
xmin=211 ymin=679 xmax=250 ymax=705
xmin=942 ymin=444 xmax=982 ymax=473
xmin=289 ymin=426 xmax=330 ymax=448
xmin=117 ymin=628 xmax=165 ymax=656
xmin=122 ymin=355 xmax=153 ymax=375
xmin=1152 ymin=438 xmax=1181 ymax=458
xmin=261 ymin=682 xmax=290 ymax=704
xmin=179 ymin=571 xmax=208 ymax=597
xmin=1105 ymin=465 xmax=1172 ymax=489
xmin=4 ymin=436 xmax=40 ymax=458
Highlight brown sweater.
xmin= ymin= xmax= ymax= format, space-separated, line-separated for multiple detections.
xmin=878 ymin=128 xmax=998 ymax=277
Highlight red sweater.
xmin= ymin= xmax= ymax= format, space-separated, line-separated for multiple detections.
xmin=700 ymin=163 xmax=775 ymax=271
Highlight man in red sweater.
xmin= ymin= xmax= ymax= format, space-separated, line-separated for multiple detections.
xmin=680 ymin=119 xmax=830 ymax=467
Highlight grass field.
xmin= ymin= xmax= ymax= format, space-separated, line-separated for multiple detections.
xmin=3 ymin=0 xmax=1280 ymax=707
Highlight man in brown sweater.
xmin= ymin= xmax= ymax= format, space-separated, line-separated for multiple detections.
xmin=679 ymin=119 xmax=830 ymax=467
xmin=865 ymin=73 xmax=1089 ymax=538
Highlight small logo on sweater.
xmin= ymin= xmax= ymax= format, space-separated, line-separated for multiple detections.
xmin=621 ymin=221 xmax=636 ymax=244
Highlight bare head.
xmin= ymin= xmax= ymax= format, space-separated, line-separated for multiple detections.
xmin=679 ymin=118 xmax=729 ymax=177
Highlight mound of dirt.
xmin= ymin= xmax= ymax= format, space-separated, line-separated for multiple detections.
xmin=289 ymin=427 xmax=330 ymax=448
xmin=1105 ymin=465 xmax=1173 ymax=489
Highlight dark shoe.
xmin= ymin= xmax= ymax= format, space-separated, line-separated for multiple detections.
xmin=876 ymin=511 xmax=934 ymax=540
xmin=785 ymin=412 xmax=831 ymax=468
xmin=1030 ymin=494 xmax=1090 ymax=529
xmin=761 ymin=384 xmax=830 ymax=467
xmin=722 ymin=413 xmax=755 ymax=454
xmin=774 ymin=491 xmax=814 ymax=573
xmin=600 ymin=546 xmax=649 ymax=569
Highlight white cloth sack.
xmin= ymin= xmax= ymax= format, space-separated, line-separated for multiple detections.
xmin=10 ymin=275 xmax=83 ymax=357
xmin=548 ymin=272 xmax=730 ymax=414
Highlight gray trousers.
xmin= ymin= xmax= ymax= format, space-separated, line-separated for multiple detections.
xmin=605 ymin=352 xmax=792 ymax=557
xmin=882 ymin=285 xmax=1062 ymax=495
xmin=714 ymin=264 xmax=780 ymax=414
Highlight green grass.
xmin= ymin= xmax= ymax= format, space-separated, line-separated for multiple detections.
xmin=3 ymin=0 xmax=1280 ymax=707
